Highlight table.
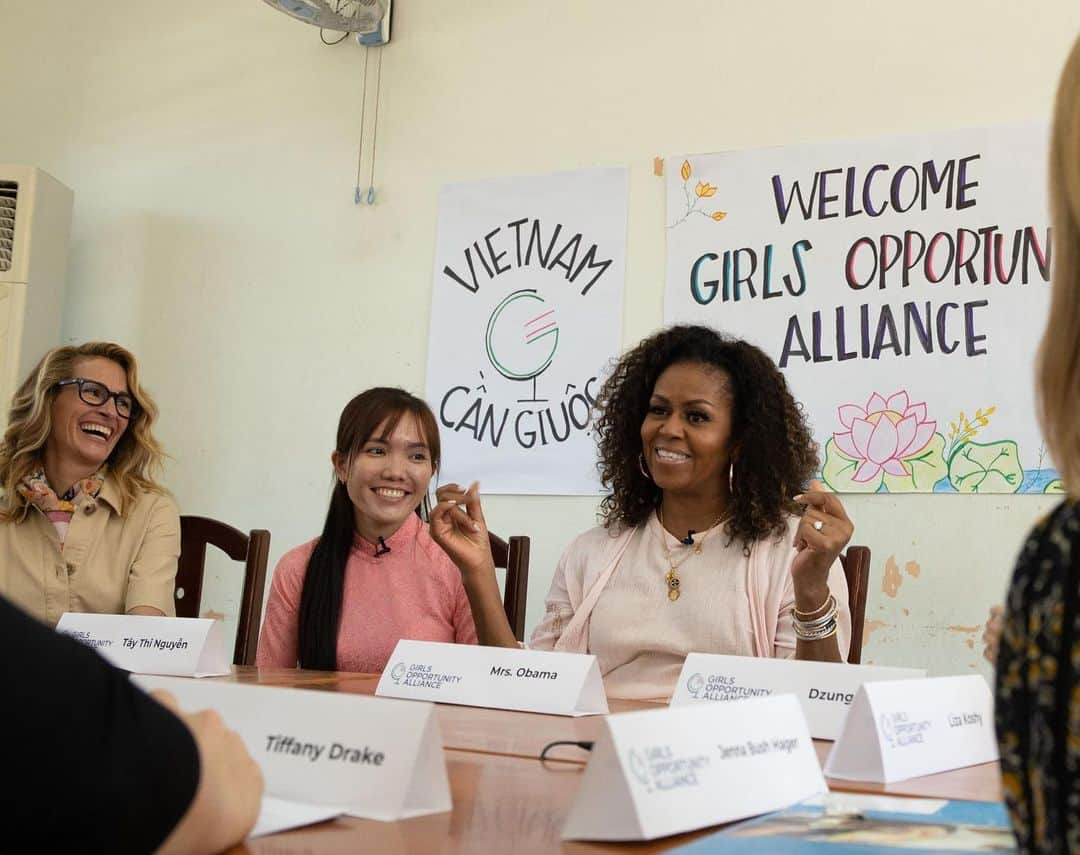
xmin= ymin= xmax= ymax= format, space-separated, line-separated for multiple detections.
xmin=324 ymin=673 xmax=656 ymax=760
xmin=238 ymin=751 xmax=711 ymax=855
xmin=212 ymin=667 xmax=1003 ymax=854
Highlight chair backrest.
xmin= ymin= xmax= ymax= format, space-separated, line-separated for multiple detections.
xmin=839 ymin=545 xmax=871 ymax=664
xmin=175 ymin=515 xmax=271 ymax=667
xmin=488 ymin=532 xmax=531 ymax=642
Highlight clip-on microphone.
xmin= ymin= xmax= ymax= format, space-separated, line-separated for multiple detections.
xmin=681 ymin=530 xmax=696 ymax=546
xmin=374 ymin=536 xmax=392 ymax=557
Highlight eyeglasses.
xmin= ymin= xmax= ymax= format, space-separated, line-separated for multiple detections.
xmin=55 ymin=378 xmax=138 ymax=419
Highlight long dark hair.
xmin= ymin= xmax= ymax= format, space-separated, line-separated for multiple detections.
xmin=593 ymin=324 xmax=817 ymax=547
xmin=297 ymin=387 xmax=441 ymax=670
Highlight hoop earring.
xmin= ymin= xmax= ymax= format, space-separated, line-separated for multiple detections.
xmin=638 ymin=452 xmax=652 ymax=481
xmin=728 ymin=461 xmax=735 ymax=495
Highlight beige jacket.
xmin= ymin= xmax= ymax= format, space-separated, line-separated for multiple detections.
xmin=0 ymin=478 xmax=180 ymax=625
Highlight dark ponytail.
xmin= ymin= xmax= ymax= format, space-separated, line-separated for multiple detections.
xmin=294 ymin=387 xmax=441 ymax=671
xmin=297 ymin=481 xmax=356 ymax=670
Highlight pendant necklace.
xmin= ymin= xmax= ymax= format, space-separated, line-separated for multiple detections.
xmin=657 ymin=506 xmax=729 ymax=602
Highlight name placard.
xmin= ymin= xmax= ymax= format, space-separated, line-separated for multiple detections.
xmin=56 ymin=612 xmax=230 ymax=677
xmin=375 ymin=639 xmax=608 ymax=716
xmin=562 ymin=695 xmax=826 ymax=841
xmin=670 ymin=653 xmax=926 ymax=740
xmin=824 ymin=674 xmax=999 ymax=784
xmin=133 ymin=674 xmax=450 ymax=821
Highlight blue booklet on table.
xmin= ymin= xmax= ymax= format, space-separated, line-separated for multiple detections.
xmin=670 ymin=794 xmax=1015 ymax=853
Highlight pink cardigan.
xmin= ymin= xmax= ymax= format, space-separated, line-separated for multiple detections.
xmin=529 ymin=516 xmax=850 ymax=661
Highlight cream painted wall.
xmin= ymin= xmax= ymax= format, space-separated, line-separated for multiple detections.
xmin=2 ymin=1 xmax=1076 ymax=675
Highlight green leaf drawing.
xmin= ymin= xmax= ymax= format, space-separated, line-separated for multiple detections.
xmin=1044 ymin=479 xmax=1066 ymax=494
xmin=947 ymin=440 xmax=1023 ymax=494
xmin=821 ymin=438 xmax=881 ymax=492
xmin=883 ymin=432 xmax=948 ymax=493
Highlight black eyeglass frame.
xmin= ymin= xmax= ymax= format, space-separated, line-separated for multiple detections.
xmin=55 ymin=378 xmax=138 ymax=419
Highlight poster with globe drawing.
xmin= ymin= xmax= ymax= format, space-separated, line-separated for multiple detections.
xmin=664 ymin=123 xmax=1060 ymax=494
xmin=426 ymin=167 xmax=628 ymax=494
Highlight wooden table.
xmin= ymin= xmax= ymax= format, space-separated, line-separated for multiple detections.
xmin=321 ymin=672 xmax=655 ymax=760
xmin=214 ymin=667 xmax=1003 ymax=854
xmin=237 ymin=751 xmax=711 ymax=855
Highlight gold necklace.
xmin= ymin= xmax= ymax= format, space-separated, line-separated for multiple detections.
xmin=657 ymin=507 xmax=728 ymax=602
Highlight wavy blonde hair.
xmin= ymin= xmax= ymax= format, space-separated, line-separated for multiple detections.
xmin=0 ymin=342 xmax=165 ymax=520
xmin=1038 ymin=36 xmax=1080 ymax=497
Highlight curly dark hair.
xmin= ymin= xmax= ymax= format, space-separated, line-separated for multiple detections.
xmin=594 ymin=324 xmax=817 ymax=547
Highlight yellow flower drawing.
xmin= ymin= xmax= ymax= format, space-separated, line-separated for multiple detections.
xmin=668 ymin=160 xmax=726 ymax=228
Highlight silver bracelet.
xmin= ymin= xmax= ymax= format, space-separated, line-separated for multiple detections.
xmin=792 ymin=595 xmax=837 ymax=631
xmin=793 ymin=617 xmax=838 ymax=642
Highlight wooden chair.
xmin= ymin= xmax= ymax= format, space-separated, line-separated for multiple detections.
xmin=839 ymin=544 xmax=871 ymax=664
xmin=488 ymin=532 xmax=530 ymax=642
xmin=175 ymin=515 xmax=271 ymax=667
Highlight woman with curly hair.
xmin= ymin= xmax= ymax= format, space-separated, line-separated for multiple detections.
xmin=0 ymin=342 xmax=179 ymax=624
xmin=431 ymin=324 xmax=854 ymax=699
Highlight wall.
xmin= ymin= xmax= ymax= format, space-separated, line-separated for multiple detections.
xmin=2 ymin=0 xmax=1076 ymax=676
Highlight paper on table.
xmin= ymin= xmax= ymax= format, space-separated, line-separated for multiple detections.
xmin=55 ymin=612 xmax=230 ymax=677
xmin=670 ymin=653 xmax=925 ymax=740
xmin=377 ymin=639 xmax=608 ymax=716
xmin=248 ymin=796 xmax=346 ymax=838
xmin=562 ymin=695 xmax=826 ymax=841
xmin=801 ymin=792 xmax=948 ymax=815
xmin=133 ymin=675 xmax=451 ymax=821
xmin=824 ymin=675 xmax=998 ymax=783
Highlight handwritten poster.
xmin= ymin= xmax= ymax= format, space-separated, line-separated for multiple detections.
xmin=427 ymin=168 xmax=628 ymax=494
xmin=665 ymin=124 xmax=1058 ymax=494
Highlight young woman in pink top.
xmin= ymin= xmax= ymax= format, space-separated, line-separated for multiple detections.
xmin=257 ymin=388 xmax=477 ymax=672
xmin=432 ymin=326 xmax=856 ymax=699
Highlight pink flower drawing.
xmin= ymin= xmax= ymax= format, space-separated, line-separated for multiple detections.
xmin=833 ymin=391 xmax=937 ymax=483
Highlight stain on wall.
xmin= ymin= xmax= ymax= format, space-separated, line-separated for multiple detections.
xmin=864 ymin=619 xmax=890 ymax=639
xmin=862 ymin=554 xmax=989 ymax=676
xmin=882 ymin=556 xmax=902 ymax=597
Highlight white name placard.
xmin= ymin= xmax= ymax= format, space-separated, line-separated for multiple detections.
xmin=376 ymin=639 xmax=608 ymax=716
xmin=56 ymin=612 xmax=230 ymax=677
xmin=249 ymin=797 xmax=344 ymax=839
xmin=133 ymin=674 xmax=450 ymax=821
xmin=824 ymin=675 xmax=999 ymax=784
xmin=670 ymin=653 xmax=926 ymax=740
xmin=562 ymin=695 xmax=826 ymax=841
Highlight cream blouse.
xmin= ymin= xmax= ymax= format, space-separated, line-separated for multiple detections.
xmin=588 ymin=513 xmax=758 ymax=699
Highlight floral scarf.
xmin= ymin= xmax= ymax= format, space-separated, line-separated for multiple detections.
xmin=18 ymin=467 xmax=106 ymax=546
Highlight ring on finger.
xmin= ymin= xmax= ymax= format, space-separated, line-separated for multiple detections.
xmin=812 ymin=519 xmax=824 ymax=532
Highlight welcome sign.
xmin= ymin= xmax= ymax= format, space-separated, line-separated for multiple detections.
xmin=427 ymin=167 xmax=628 ymax=494
xmin=665 ymin=123 xmax=1058 ymax=494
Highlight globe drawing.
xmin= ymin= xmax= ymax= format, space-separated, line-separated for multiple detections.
xmin=485 ymin=289 xmax=560 ymax=401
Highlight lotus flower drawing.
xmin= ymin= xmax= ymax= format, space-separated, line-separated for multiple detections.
xmin=832 ymin=391 xmax=937 ymax=483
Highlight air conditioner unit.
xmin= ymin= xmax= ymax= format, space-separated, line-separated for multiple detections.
xmin=0 ymin=166 xmax=73 ymax=429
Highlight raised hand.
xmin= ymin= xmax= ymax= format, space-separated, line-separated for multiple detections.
xmin=429 ymin=483 xmax=519 ymax=648
xmin=790 ymin=479 xmax=854 ymax=608
xmin=430 ymin=482 xmax=495 ymax=577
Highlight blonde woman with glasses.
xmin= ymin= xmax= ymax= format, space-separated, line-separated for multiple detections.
xmin=0 ymin=342 xmax=179 ymax=624
xmin=994 ymin=35 xmax=1080 ymax=854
